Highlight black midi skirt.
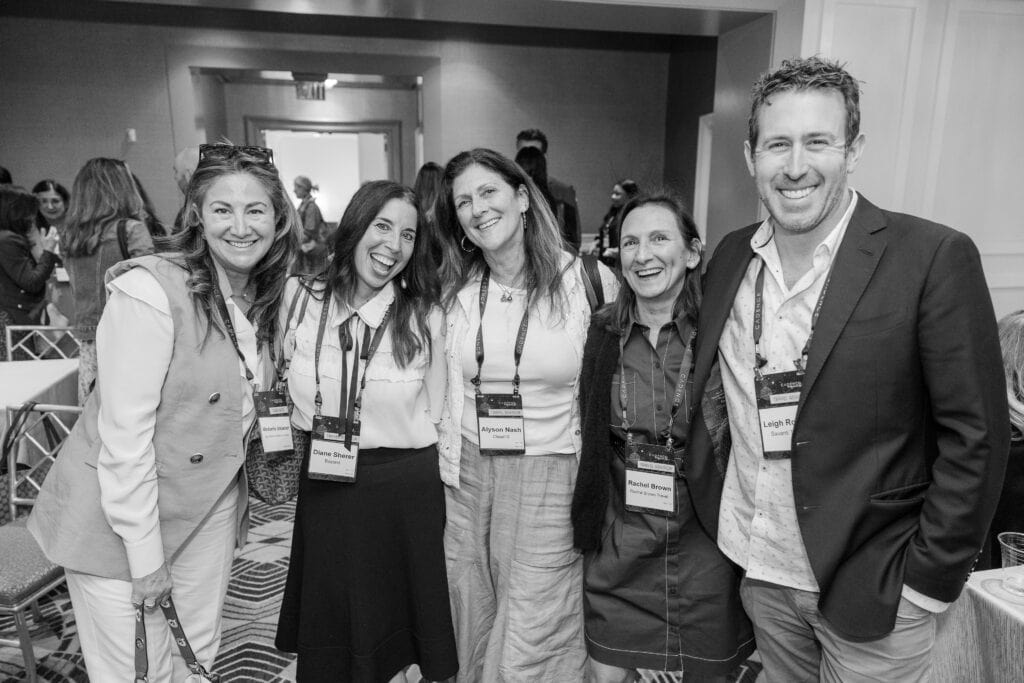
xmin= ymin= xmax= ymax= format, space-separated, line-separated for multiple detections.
xmin=275 ymin=433 xmax=458 ymax=682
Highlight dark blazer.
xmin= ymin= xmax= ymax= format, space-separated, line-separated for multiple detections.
xmin=687 ymin=194 xmax=1010 ymax=639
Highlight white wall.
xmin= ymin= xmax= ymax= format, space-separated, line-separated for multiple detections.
xmin=804 ymin=0 xmax=1024 ymax=318
xmin=0 ymin=16 xmax=672 ymax=234
xmin=705 ymin=14 xmax=775 ymax=252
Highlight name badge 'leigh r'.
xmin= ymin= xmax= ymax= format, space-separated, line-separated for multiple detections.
xmin=755 ymin=370 xmax=802 ymax=459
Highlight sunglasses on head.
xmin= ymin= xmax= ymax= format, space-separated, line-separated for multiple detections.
xmin=198 ymin=143 xmax=275 ymax=166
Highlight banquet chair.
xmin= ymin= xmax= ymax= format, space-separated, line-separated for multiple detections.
xmin=0 ymin=402 xmax=81 ymax=683
xmin=3 ymin=325 xmax=81 ymax=362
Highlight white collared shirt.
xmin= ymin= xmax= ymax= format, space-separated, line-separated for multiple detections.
xmin=716 ymin=191 xmax=859 ymax=591
xmin=284 ymin=279 xmax=444 ymax=449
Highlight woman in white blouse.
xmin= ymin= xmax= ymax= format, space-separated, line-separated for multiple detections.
xmin=29 ymin=144 xmax=298 ymax=680
xmin=435 ymin=148 xmax=618 ymax=681
xmin=275 ymin=180 xmax=458 ymax=683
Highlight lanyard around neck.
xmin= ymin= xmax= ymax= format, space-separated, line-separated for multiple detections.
xmin=312 ymin=292 xmax=391 ymax=433
xmin=472 ymin=268 xmax=530 ymax=396
xmin=752 ymin=257 xmax=834 ymax=375
xmin=211 ymin=282 xmax=255 ymax=383
xmin=619 ymin=324 xmax=695 ymax=450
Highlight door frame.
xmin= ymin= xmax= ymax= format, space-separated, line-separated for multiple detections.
xmin=243 ymin=117 xmax=403 ymax=182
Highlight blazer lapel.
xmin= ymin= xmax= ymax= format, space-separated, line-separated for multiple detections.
xmin=693 ymin=227 xmax=758 ymax=396
xmin=798 ymin=197 xmax=888 ymax=413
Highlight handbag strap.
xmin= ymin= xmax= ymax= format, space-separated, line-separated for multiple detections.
xmin=117 ymin=218 xmax=131 ymax=260
xmin=134 ymin=596 xmax=220 ymax=682
xmin=1 ymin=401 xmax=37 ymax=476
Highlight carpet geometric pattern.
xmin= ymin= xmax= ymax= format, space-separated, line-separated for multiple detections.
xmin=1 ymin=498 xmax=759 ymax=682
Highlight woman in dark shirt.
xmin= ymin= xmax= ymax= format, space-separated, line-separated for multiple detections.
xmin=572 ymin=190 xmax=753 ymax=682
xmin=0 ymin=187 xmax=59 ymax=358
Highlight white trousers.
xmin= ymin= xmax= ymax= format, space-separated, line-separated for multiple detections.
xmin=66 ymin=485 xmax=239 ymax=683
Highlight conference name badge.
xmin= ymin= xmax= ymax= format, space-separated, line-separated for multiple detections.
xmin=476 ymin=394 xmax=525 ymax=456
xmin=308 ymin=415 xmax=357 ymax=482
xmin=624 ymin=443 xmax=677 ymax=517
xmin=254 ymin=389 xmax=293 ymax=455
xmin=55 ymin=267 xmax=70 ymax=283
xmin=755 ymin=370 xmax=802 ymax=459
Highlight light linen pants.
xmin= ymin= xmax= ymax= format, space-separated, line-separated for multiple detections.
xmin=66 ymin=485 xmax=238 ymax=683
xmin=444 ymin=437 xmax=587 ymax=683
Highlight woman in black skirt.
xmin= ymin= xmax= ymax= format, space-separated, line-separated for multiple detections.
xmin=571 ymin=190 xmax=754 ymax=682
xmin=275 ymin=180 xmax=457 ymax=682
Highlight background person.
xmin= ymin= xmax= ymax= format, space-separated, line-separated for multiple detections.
xmin=688 ymin=56 xmax=1008 ymax=681
xmin=0 ymin=186 xmax=59 ymax=358
xmin=413 ymin=161 xmax=445 ymax=267
xmin=982 ymin=310 xmax=1024 ymax=568
xmin=515 ymin=128 xmax=581 ymax=250
xmin=592 ymin=178 xmax=639 ymax=267
xmin=275 ymin=180 xmax=457 ymax=683
xmin=515 ymin=145 xmax=578 ymax=252
xmin=293 ymin=174 xmax=327 ymax=275
xmin=436 ymin=148 xmax=618 ymax=682
xmin=33 ymin=179 xmax=69 ymax=234
xmin=61 ymin=157 xmax=154 ymax=401
xmin=28 ymin=144 xmax=298 ymax=681
xmin=572 ymin=191 xmax=754 ymax=682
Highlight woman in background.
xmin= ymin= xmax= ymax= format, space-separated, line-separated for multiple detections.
xmin=436 ymin=148 xmax=617 ymax=681
xmin=983 ymin=310 xmax=1024 ymax=568
xmin=62 ymin=158 xmax=154 ymax=401
xmin=294 ymin=175 xmax=327 ymax=275
xmin=276 ymin=180 xmax=457 ymax=682
xmin=0 ymin=186 xmax=58 ymax=358
xmin=413 ymin=161 xmax=445 ymax=267
xmin=572 ymin=191 xmax=753 ymax=682
xmin=515 ymin=145 xmax=579 ymax=251
xmin=593 ymin=179 xmax=639 ymax=268
xmin=33 ymin=179 xmax=69 ymax=235
xmin=33 ymin=179 xmax=75 ymax=328
xmin=29 ymin=144 xmax=297 ymax=680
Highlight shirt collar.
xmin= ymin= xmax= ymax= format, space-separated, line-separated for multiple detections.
xmin=334 ymin=280 xmax=396 ymax=329
xmin=749 ymin=189 xmax=860 ymax=262
xmin=624 ymin=301 xmax=692 ymax=344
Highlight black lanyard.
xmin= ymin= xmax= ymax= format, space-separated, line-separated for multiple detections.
xmin=312 ymin=293 xmax=391 ymax=436
xmin=752 ymin=258 xmax=833 ymax=375
xmin=619 ymin=324 xmax=695 ymax=450
xmin=471 ymin=269 xmax=530 ymax=396
xmin=211 ymin=283 xmax=256 ymax=383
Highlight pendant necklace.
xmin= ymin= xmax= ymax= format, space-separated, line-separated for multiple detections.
xmin=494 ymin=279 xmax=515 ymax=303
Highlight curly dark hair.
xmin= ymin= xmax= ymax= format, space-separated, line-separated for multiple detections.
xmin=748 ymin=56 xmax=862 ymax=150
xmin=161 ymin=150 xmax=299 ymax=346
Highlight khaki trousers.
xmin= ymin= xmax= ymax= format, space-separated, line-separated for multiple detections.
xmin=444 ymin=438 xmax=586 ymax=682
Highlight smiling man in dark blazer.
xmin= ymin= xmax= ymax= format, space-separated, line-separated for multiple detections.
xmin=687 ymin=57 xmax=1009 ymax=681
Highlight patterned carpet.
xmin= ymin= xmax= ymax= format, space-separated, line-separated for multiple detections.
xmin=1 ymin=499 xmax=760 ymax=682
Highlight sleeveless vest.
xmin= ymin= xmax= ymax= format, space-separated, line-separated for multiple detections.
xmin=29 ymin=255 xmax=247 ymax=581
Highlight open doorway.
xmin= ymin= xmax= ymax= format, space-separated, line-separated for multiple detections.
xmin=245 ymin=118 xmax=401 ymax=221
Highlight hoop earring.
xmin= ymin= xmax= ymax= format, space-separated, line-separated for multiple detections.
xmin=460 ymin=235 xmax=475 ymax=253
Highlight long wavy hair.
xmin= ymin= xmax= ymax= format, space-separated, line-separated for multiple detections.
xmin=316 ymin=180 xmax=437 ymax=368
xmin=437 ymin=148 xmax=571 ymax=314
xmin=161 ymin=151 xmax=299 ymax=345
xmin=595 ymin=189 xmax=703 ymax=334
xmin=62 ymin=158 xmax=145 ymax=257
